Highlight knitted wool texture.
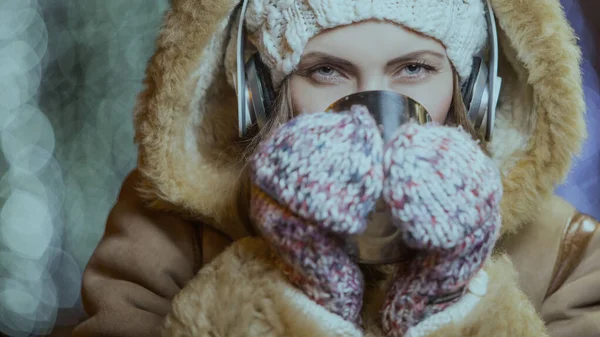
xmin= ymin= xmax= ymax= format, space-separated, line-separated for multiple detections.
xmin=249 ymin=106 xmax=502 ymax=333
xmin=381 ymin=122 xmax=503 ymax=336
xmin=250 ymin=106 xmax=384 ymax=324
xmin=239 ymin=0 xmax=488 ymax=86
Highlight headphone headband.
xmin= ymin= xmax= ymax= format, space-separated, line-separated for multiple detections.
xmin=235 ymin=0 xmax=251 ymax=137
xmin=484 ymin=0 xmax=502 ymax=141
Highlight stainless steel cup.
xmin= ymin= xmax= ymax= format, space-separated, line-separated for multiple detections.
xmin=325 ymin=90 xmax=432 ymax=264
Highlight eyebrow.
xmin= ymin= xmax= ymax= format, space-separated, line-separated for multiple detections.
xmin=297 ymin=50 xmax=446 ymax=69
xmin=297 ymin=52 xmax=355 ymax=69
xmin=385 ymin=50 xmax=446 ymax=66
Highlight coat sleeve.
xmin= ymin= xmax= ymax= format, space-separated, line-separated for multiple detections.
xmin=162 ymin=237 xmax=549 ymax=337
xmin=540 ymin=214 xmax=600 ymax=337
xmin=72 ymin=171 xmax=204 ymax=337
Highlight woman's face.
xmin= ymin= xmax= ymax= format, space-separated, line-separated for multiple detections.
xmin=290 ymin=20 xmax=454 ymax=123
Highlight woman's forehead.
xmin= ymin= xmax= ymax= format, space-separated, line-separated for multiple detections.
xmin=301 ymin=20 xmax=447 ymax=64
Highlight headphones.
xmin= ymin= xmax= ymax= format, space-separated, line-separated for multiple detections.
xmin=234 ymin=0 xmax=502 ymax=142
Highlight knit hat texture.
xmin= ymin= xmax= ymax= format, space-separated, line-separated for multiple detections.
xmin=237 ymin=0 xmax=488 ymax=86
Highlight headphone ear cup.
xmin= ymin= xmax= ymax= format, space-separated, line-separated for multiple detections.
xmin=461 ymin=57 xmax=489 ymax=133
xmin=252 ymin=55 xmax=275 ymax=117
xmin=244 ymin=53 xmax=275 ymax=131
xmin=461 ymin=57 xmax=481 ymax=115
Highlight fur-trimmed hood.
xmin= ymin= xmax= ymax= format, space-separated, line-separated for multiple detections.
xmin=133 ymin=0 xmax=585 ymax=240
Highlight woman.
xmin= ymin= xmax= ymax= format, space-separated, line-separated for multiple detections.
xmin=73 ymin=0 xmax=600 ymax=336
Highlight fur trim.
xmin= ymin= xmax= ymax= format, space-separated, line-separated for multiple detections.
xmin=162 ymin=237 xmax=363 ymax=337
xmin=133 ymin=0 xmax=250 ymax=239
xmin=133 ymin=0 xmax=585 ymax=237
xmin=487 ymin=0 xmax=585 ymax=233
xmin=163 ymin=239 xmax=548 ymax=337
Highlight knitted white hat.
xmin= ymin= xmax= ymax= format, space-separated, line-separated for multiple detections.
xmin=229 ymin=0 xmax=488 ymax=88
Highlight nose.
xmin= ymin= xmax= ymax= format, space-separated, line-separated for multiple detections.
xmin=357 ymin=74 xmax=391 ymax=92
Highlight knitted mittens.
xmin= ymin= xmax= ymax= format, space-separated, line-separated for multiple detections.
xmin=249 ymin=106 xmax=384 ymax=324
xmin=380 ymin=123 xmax=503 ymax=337
xmin=249 ymin=106 xmax=502 ymax=335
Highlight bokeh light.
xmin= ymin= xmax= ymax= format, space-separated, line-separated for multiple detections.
xmin=0 ymin=0 xmax=168 ymax=335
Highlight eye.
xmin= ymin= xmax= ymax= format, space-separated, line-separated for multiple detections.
xmin=395 ymin=61 xmax=438 ymax=80
xmin=405 ymin=64 xmax=423 ymax=75
xmin=308 ymin=65 xmax=346 ymax=84
xmin=315 ymin=66 xmax=337 ymax=76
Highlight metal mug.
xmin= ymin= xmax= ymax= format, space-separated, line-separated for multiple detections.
xmin=325 ymin=90 xmax=432 ymax=264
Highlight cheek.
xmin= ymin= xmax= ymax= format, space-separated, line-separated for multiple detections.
xmin=290 ymin=75 xmax=353 ymax=114
xmin=398 ymin=74 xmax=454 ymax=124
xmin=425 ymin=86 xmax=453 ymax=124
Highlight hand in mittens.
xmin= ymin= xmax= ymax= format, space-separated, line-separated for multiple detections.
xmin=380 ymin=123 xmax=503 ymax=337
xmin=249 ymin=106 xmax=384 ymax=324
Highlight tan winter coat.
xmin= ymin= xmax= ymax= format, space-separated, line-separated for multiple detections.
xmin=73 ymin=0 xmax=600 ymax=336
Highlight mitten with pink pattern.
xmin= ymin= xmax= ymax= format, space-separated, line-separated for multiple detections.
xmin=249 ymin=106 xmax=384 ymax=325
xmin=381 ymin=123 xmax=503 ymax=337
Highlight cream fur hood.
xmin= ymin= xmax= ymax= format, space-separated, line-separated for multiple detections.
xmin=132 ymin=0 xmax=585 ymax=241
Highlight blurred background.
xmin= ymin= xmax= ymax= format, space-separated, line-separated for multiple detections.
xmin=0 ymin=0 xmax=597 ymax=336
xmin=0 ymin=0 xmax=169 ymax=335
